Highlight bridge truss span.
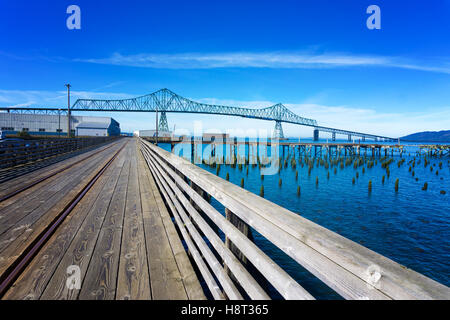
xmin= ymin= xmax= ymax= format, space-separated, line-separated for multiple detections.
xmin=1 ymin=88 xmax=397 ymax=141
xmin=72 ymin=88 xmax=318 ymax=134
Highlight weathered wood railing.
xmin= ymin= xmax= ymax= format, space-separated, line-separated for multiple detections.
xmin=138 ymin=138 xmax=450 ymax=300
xmin=0 ymin=137 xmax=118 ymax=169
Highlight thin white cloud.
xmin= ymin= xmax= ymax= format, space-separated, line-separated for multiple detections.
xmin=76 ymin=52 xmax=450 ymax=74
xmin=7 ymin=102 xmax=35 ymax=108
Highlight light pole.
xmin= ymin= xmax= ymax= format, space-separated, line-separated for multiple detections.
xmin=58 ymin=109 xmax=61 ymax=137
xmin=65 ymin=84 xmax=71 ymax=138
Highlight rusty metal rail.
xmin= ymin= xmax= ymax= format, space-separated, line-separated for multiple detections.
xmin=0 ymin=142 xmax=117 ymax=203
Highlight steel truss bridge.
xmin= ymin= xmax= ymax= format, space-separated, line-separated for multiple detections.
xmin=0 ymin=88 xmax=396 ymax=141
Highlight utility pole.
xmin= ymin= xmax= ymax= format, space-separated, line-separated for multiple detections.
xmin=65 ymin=84 xmax=71 ymax=138
xmin=58 ymin=109 xmax=61 ymax=137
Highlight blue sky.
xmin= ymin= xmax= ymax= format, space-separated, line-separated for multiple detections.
xmin=0 ymin=0 xmax=449 ymax=137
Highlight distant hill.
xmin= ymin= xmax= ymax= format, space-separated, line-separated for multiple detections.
xmin=401 ymin=130 xmax=450 ymax=142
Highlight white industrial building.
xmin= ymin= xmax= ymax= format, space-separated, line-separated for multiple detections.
xmin=76 ymin=122 xmax=113 ymax=137
xmin=0 ymin=113 xmax=120 ymax=137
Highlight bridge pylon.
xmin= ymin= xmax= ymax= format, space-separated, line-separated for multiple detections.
xmin=158 ymin=111 xmax=169 ymax=132
xmin=313 ymin=129 xmax=319 ymax=141
xmin=273 ymin=121 xmax=285 ymax=139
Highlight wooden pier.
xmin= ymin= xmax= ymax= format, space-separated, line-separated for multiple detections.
xmin=144 ymin=137 xmax=416 ymax=164
xmin=0 ymin=137 xmax=448 ymax=300
xmin=0 ymin=138 xmax=204 ymax=300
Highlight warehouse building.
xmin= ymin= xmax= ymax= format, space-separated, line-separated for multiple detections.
xmin=0 ymin=113 xmax=120 ymax=137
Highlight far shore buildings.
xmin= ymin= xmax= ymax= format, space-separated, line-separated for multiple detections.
xmin=134 ymin=130 xmax=172 ymax=138
xmin=133 ymin=131 xmax=230 ymax=142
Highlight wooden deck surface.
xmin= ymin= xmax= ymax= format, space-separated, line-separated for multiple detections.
xmin=0 ymin=138 xmax=204 ymax=300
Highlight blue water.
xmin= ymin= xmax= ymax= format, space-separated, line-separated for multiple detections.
xmin=158 ymin=140 xmax=449 ymax=299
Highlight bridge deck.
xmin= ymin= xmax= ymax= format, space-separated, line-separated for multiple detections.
xmin=0 ymin=138 xmax=204 ymax=300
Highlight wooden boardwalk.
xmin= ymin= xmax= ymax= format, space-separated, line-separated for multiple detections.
xmin=1 ymin=137 xmax=448 ymax=300
xmin=0 ymin=138 xmax=204 ymax=300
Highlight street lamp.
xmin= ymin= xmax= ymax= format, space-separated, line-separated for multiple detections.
xmin=58 ymin=109 xmax=61 ymax=137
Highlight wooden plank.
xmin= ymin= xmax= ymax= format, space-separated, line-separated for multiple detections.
xmin=144 ymin=148 xmax=274 ymax=300
xmin=0 ymin=144 xmax=122 ymax=277
xmin=0 ymin=148 xmax=114 ymax=234
xmin=2 ymin=145 xmax=126 ymax=300
xmin=148 ymin=145 xmax=309 ymax=299
xmin=116 ymin=142 xmax=151 ymax=300
xmin=137 ymin=150 xmax=189 ymax=300
xmin=40 ymin=147 xmax=128 ymax=300
xmin=139 ymin=148 xmax=206 ymax=300
xmin=146 ymin=156 xmax=239 ymax=299
xmin=0 ymin=141 xmax=123 ymax=210
xmin=0 ymin=137 xmax=116 ymax=172
xmin=77 ymin=145 xmax=131 ymax=300
xmin=0 ymin=138 xmax=118 ymax=188
xmin=0 ymin=140 xmax=123 ymax=196
xmin=0 ymin=141 xmax=117 ymax=198
xmin=0 ymin=147 xmax=114 ymax=241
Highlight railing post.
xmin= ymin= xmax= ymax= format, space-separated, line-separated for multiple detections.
xmin=224 ymin=208 xmax=253 ymax=276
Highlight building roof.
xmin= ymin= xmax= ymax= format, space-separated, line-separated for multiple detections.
xmin=76 ymin=122 xmax=110 ymax=129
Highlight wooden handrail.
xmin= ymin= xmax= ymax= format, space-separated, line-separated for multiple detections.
xmin=144 ymin=151 xmax=242 ymax=299
xmin=139 ymin=138 xmax=450 ymax=300
xmin=141 ymin=142 xmax=313 ymax=300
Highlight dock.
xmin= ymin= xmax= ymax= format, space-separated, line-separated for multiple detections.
xmin=0 ymin=137 xmax=449 ymax=300
xmin=145 ymin=137 xmax=450 ymax=163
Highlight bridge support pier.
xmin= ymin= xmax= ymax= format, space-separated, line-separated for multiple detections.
xmin=362 ymin=136 xmax=366 ymax=142
xmin=158 ymin=111 xmax=169 ymax=132
xmin=332 ymin=132 xmax=336 ymax=141
xmin=348 ymin=134 xmax=351 ymax=142
xmin=313 ymin=129 xmax=319 ymax=141
xmin=273 ymin=121 xmax=284 ymax=139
